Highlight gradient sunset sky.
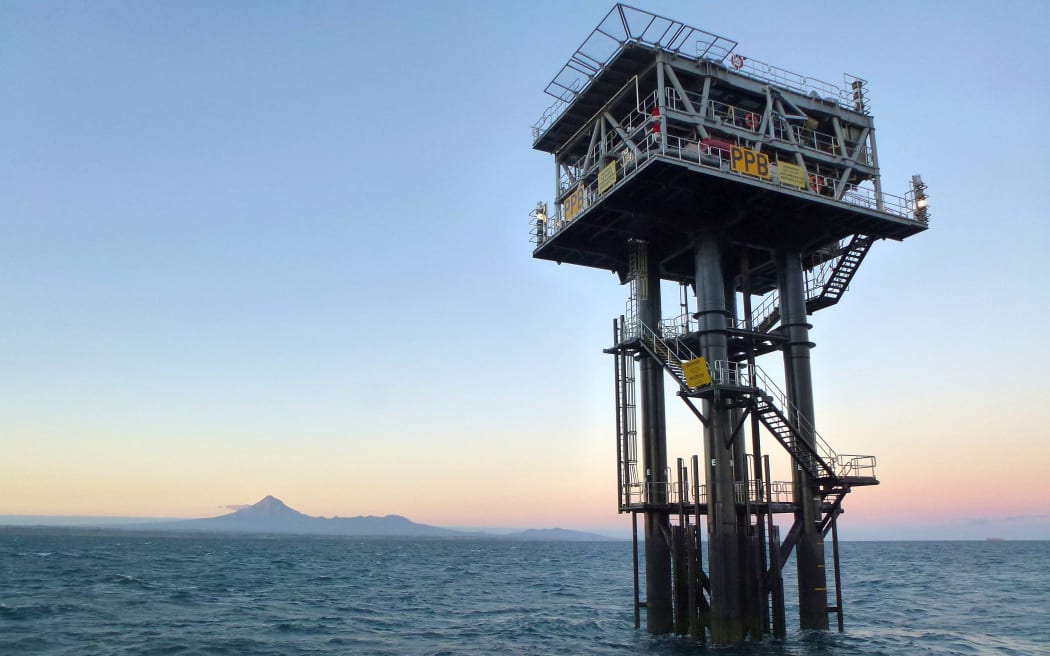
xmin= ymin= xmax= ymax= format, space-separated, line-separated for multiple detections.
xmin=3 ymin=1 xmax=1048 ymax=539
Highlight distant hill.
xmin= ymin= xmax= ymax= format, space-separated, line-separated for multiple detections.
xmin=2 ymin=497 xmax=626 ymax=540
xmin=150 ymin=496 xmax=461 ymax=537
xmin=504 ymin=528 xmax=614 ymax=541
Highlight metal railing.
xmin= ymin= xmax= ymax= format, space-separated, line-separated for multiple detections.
xmin=741 ymin=241 xmax=850 ymax=331
xmin=661 ymin=311 xmax=697 ymax=340
xmin=533 ymin=4 xmax=737 ymax=140
xmin=622 ymin=479 xmax=799 ymax=508
xmin=750 ymin=289 xmax=780 ymax=330
xmin=709 ymin=359 xmax=744 ymax=386
xmin=665 ymin=89 xmax=847 ymax=157
xmin=533 ymin=7 xmax=871 ymax=141
xmin=638 ymin=319 xmax=700 ymax=365
xmin=792 ymin=124 xmax=841 ymax=156
xmin=726 ymin=56 xmax=868 ymax=115
xmin=706 ymin=360 xmax=857 ymax=478
xmin=835 ymin=455 xmax=877 ymax=479
xmin=618 ymin=314 xmax=877 ymax=482
xmin=747 ymin=364 xmax=841 ymax=469
xmin=534 ymin=130 xmax=922 ymax=245
xmin=533 ymin=133 xmax=919 ymax=243
xmin=558 ymin=89 xmax=660 ymax=195
xmin=623 ymin=482 xmax=644 ymax=507
xmin=534 ymin=84 xmax=925 ymax=246
xmin=767 ymin=481 xmax=795 ymax=504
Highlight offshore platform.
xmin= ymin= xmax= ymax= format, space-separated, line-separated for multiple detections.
xmin=528 ymin=5 xmax=929 ymax=645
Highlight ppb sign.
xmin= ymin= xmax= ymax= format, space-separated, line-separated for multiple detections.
xmin=730 ymin=146 xmax=771 ymax=180
xmin=564 ymin=184 xmax=585 ymax=222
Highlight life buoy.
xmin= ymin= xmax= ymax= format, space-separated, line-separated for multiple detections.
xmin=809 ymin=174 xmax=822 ymax=193
xmin=745 ymin=112 xmax=759 ymax=130
xmin=730 ymin=54 xmax=745 ymax=69
xmin=650 ymin=106 xmax=661 ymax=140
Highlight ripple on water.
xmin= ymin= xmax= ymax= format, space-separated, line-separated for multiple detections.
xmin=1 ymin=534 xmax=1048 ymax=656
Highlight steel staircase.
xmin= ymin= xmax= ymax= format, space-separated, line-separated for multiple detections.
xmin=753 ymin=234 xmax=875 ymax=333
xmin=743 ymin=365 xmax=851 ymax=487
xmin=754 ymin=293 xmax=781 ymax=334
xmin=627 ymin=319 xmax=874 ymax=488
xmin=636 ymin=321 xmax=699 ymax=391
xmin=752 ymin=393 xmax=836 ymax=482
xmin=807 ymin=234 xmax=875 ymax=312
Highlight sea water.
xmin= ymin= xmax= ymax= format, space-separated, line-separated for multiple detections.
xmin=1 ymin=529 xmax=1047 ymax=655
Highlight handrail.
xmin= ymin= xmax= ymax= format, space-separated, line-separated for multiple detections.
xmin=533 ymin=122 xmax=923 ymax=244
xmin=665 ymin=88 xmax=848 ymax=158
xmin=533 ymin=4 xmax=737 ymax=139
xmin=835 ymin=454 xmax=877 ymax=479
xmin=618 ymin=315 xmax=875 ymax=483
xmin=744 ymin=239 xmax=849 ymax=330
xmin=638 ymin=320 xmax=699 ymax=366
xmin=660 ymin=310 xmax=696 ymax=340
xmin=768 ymin=481 xmax=795 ymax=504
xmin=707 ymin=360 xmax=868 ymax=479
xmin=532 ymin=7 xmax=871 ymax=140
xmin=558 ymin=89 xmax=660 ymax=195
xmin=746 ymin=364 xmax=840 ymax=470
xmin=621 ymin=478 xmax=851 ymax=509
xmin=621 ymin=479 xmax=800 ymax=509
xmin=751 ymin=289 xmax=780 ymax=330
xmin=724 ymin=56 xmax=868 ymax=115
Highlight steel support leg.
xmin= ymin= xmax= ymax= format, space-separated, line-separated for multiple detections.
xmin=693 ymin=232 xmax=744 ymax=644
xmin=776 ymin=249 xmax=829 ymax=631
xmin=638 ymin=241 xmax=673 ymax=634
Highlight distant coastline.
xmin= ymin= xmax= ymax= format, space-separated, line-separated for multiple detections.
xmin=0 ymin=496 xmax=619 ymax=541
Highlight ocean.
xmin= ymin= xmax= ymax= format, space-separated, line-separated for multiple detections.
xmin=1 ymin=529 xmax=1047 ymax=655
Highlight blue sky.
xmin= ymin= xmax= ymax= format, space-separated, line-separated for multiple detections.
xmin=2 ymin=1 xmax=1049 ymax=538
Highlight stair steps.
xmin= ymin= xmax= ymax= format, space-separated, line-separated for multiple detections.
xmin=753 ymin=234 xmax=875 ymax=332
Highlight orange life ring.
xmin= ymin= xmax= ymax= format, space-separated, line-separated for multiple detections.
xmin=745 ymin=112 xmax=759 ymax=130
xmin=730 ymin=54 xmax=745 ymax=69
xmin=809 ymin=174 xmax=822 ymax=193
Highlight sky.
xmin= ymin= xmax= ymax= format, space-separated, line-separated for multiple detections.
xmin=2 ymin=1 xmax=1048 ymax=539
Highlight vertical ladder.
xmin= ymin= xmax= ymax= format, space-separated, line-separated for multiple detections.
xmin=615 ymin=319 xmax=640 ymax=509
xmin=825 ymin=509 xmax=845 ymax=632
xmin=625 ymin=239 xmax=648 ymax=337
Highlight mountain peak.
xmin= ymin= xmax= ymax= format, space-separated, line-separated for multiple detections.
xmin=233 ymin=495 xmax=306 ymax=519
xmin=179 ymin=496 xmax=458 ymax=536
xmin=255 ymin=495 xmax=288 ymax=509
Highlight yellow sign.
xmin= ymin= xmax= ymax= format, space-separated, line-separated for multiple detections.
xmin=777 ymin=161 xmax=807 ymax=189
xmin=564 ymin=184 xmax=585 ymax=222
xmin=597 ymin=161 xmax=617 ymax=194
xmin=730 ymin=146 xmax=771 ymax=180
xmin=681 ymin=356 xmax=712 ymax=388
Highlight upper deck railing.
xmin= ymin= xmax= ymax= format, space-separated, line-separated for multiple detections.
xmin=723 ymin=55 xmax=869 ymax=115
xmin=533 ymin=4 xmax=736 ymax=140
xmin=530 ymin=129 xmax=926 ymax=246
xmin=533 ymin=4 xmax=869 ymax=141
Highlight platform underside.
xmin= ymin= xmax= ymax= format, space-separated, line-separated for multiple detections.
xmin=533 ymin=157 xmax=926 ymax=288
